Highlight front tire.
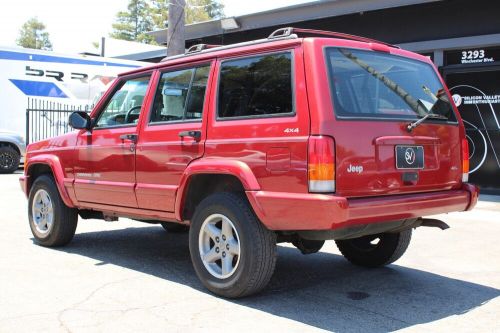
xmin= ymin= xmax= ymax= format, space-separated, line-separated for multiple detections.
xmin=189 ymin=192 xmax=277 ymax=298
xmin=0 ymin=146 xmax=20 ymax=174
xmin=335 ymin=229 xmax=412 ymax=268
xmin=28 ymin=175 xmax=78 ymax=247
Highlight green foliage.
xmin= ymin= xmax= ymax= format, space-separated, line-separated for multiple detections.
xmin=16 ymin=17 xmax=53 ymax=50
xmin=110 ymin=0 xmax=157 ymax=44
xmin=150 ymin=0 xmax=169 ymax=29
xmin=110 ymin=0 xmax=224 ymax=44
xmin=189 ymin=0 xmax=224 ymax=21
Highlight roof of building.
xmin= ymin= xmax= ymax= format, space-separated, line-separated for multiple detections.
xmin=147 ymin=0 xmax=440 ymax=45
xmin=124 ymin=0 xmax=498 ymax=63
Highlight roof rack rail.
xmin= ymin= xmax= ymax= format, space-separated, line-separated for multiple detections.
xmin=268 ymin=27 xmax=399 ymax=48
xmin=159 ymin=26 xmax=395 ymax=63
xmin=186 ymin=43 xmax=221 ymax=54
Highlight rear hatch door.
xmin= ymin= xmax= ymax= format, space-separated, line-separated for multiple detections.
xmin=324 ymin=47 xmax=462 ymax=197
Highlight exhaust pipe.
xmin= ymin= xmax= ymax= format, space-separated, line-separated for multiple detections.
xmin=418 ymin=218 xmax=450 ymax=230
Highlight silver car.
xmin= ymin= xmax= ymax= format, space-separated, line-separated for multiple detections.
xmin=0 ymin=131 xmax=26 ymax=173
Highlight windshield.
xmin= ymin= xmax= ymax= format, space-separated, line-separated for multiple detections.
xmin=326 ymin=47 xmax=456 ymax=122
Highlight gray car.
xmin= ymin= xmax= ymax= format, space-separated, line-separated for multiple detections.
xmin=0 ymin=131 xmax=26 ymax=173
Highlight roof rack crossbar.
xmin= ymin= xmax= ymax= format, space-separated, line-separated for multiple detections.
xmin=186 ymin=43 xmax=222 ymax=54
xmin=267 ymin=27 xmax=399 ymax=48
xmin=268 ymin=27 xmax=295 ymax=39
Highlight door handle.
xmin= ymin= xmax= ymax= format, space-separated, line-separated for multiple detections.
xmin=178 ymin=130 xmax=201 ymax=141
xmin=119 ymin=134 xmax=138 ymax=142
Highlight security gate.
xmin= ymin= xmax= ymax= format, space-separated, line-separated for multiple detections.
xmin=26 ymin=98 xmax=91 ymax=144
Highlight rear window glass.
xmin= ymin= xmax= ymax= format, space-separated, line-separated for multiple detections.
xmin=326 ymin=48 xmax=456 ymax=122
xmin=218 ymin=52 xmax=293 ymax=119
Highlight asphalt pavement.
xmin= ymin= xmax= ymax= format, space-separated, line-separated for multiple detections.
xmin=0 ymin=171 xmax=499 ymax=332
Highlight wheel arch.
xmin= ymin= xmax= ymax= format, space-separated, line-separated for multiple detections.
xmin=176 ymin=160 xmax=260 ymax=221
xmin=26 ymin=156 xmax=75 ymax=208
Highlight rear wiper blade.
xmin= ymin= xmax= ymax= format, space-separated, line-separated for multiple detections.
xmin=338 ymin=49 xmax=428 ymax=118
xmin=407 ymin=113 xmax=448 ymax=132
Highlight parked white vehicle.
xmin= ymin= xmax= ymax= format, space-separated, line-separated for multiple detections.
xmin=0 ymin=46 xmax=145 ymax=147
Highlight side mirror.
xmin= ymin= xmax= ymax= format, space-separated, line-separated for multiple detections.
xmin=69 ymin=111 xmax=92 ymax=130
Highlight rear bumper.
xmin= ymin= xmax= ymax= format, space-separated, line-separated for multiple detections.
xmin=246 ymin=183 xmax=479 ymax=231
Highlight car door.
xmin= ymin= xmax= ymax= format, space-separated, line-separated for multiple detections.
xmin=73 ymin=74 xmax=153 ymax=207
xmin=135 ymin=62 xmax=213 ymax=211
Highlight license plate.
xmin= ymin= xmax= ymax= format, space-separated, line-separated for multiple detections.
xmin=395 ymin=145 xmax=424 ymax=169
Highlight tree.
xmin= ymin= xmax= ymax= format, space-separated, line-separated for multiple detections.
xmin=186 ymin=0 xmax=224 ymax=22
xmin=150 ymin=0 xmax=169 ymax=29
xmin=111 ymin=0 xmax=224 ymax=44
xmin=110 ymin=0 xmax=157 ymax=44
xmin=152 ymin=0 xmax=224 ymax=25
xmin=16 ymin=17 xmax=53 ymax=50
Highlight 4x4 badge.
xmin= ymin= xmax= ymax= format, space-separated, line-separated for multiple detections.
xmin=405 ymin=148 xmax=416 ymax=165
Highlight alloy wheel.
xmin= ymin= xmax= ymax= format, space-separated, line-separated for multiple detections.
xmin=32 ymin=189 xmax=54 ymax=234
xmin=198 ymin=214 xmax=241 ymax=279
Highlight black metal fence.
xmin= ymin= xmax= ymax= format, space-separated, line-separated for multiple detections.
xmin=26 ymin=98 xmax=92 ymax=144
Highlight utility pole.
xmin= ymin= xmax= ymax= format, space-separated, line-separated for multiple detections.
xmin=167 ymin=0 xmax=186 ymax=57
xmin=100 ymin=37 xmax=106 ymax=57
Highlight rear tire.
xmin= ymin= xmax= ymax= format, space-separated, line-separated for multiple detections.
xmin=189 ymin=192 xmax=277 ymax=298
xmin=0 ymin=146 xmax=20 ymax=174
xmin=335 ymin=229 xmax=412 ymax=268
xmin=28 ymin=175 xmax=78 ymax=247
xmin=161 ymin=222 xmax=189 ymax=233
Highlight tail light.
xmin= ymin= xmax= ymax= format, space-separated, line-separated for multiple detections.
xmin=462 ymin=138 xmax=469 ymax=182
xmin=308 ymin=136 xmax=335 ymax=193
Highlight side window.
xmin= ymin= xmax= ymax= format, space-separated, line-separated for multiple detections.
xmin=95 ymin=76 xmax=151 ymax=128
xmin=218 ymin=52 xmax=293 ymax=119
xmin=150 ymin=65 xmax=210 ymax=123
xmin=186 ymin=66 xmax=210 ymax=120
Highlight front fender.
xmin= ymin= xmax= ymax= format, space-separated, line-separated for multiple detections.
xmin=175 ymin=159 xmax=260 ymax=220
xmin=25 ymin=155 xmax=75 ymax=208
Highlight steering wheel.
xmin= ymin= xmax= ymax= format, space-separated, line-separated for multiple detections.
xmin=124 ymin=105 xmax=142 ymax=123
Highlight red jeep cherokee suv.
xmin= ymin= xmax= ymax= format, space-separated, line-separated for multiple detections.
xmin=20 ymin=28 xmax=478 ymax=298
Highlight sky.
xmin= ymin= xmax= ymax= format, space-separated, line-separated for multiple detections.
xmin=0 ymin=0 xmax=318 ymax=55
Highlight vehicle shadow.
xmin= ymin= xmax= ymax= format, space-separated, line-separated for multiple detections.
xmin=55 ymin=225 xmax=499 ymax=332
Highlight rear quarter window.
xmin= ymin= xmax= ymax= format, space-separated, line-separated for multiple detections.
xmin=217 ymin=52 xmax=293 ymax=119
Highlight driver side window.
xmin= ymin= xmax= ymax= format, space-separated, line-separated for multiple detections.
xmin=95 ymin=75 xmax=151 ymax=128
